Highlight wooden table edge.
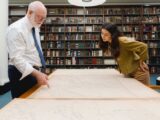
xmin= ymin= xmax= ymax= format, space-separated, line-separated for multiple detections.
xmin=19 ymin=72 xmax=55 ymax=98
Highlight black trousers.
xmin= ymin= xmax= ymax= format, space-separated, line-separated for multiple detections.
xmin=8 ymin=65 xmax=37 ymax=99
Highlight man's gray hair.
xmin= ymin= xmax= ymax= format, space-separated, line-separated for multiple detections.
xmin=28 ymin=1 xmax=46 ymax=12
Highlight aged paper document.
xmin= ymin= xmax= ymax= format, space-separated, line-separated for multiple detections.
xmin=28 ymin=69 xmax=160 ymax=99
xmin=1 ymin=98 xmax=160 ymax=120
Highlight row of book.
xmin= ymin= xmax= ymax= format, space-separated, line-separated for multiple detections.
xmin=143 ymin=25 xmax=160 ymax=32
xmin=125 ymin=33 xmax=141 ymax=40
xmin=148 ymin=42 xmax=160 ymax=48
xmin=149 ymin=58 xmax=160 ymax=64
xmin=41 ymin=26 xmax=160 ymax=35
xmin=45 ymin=50 xmax=103 ymax=57
xmin=143 ymin=7 xmax=160 ymax=14
xmin=45 ymin=42 xmax=99 ymax=49
xmin=9 ymin=15 xmax=160 ymax=27
xmin=150 ymin=67 xmax=160 ymax=74
xmin=48 ymin=8 xmax=103 ymax=15
xmin=48 ymin=6 xmax=154 ymax=15
xmin=45 ymin=16 xmax=158 ymax=25
xmin=42 ymin=21 xmax=160 ymax=34
xmin=9 ymin=7 xmax=160 ymax=16
xmin=40 ymin=34 xmax=100 ymax=41
xmin=47 ymin=7 xmax=160 ymax=16
xmin=149 ymin=48 xmax=160 ymax=56
xmin=45 ymin=17 xmax=103 ymax=24
xmin=143 ymin=33 xmax=160 ymax=40
xmin=42 ymin=26 xmax=160 ymax=35
xmin=45 ymin=57 xmax=104 ymax=65
xmin=43 ymin=48 xmax=160 ymax=57
xmin=142 ymin=16 xmax=160 ymax=23
xmin=44 ymin=26 xmax=101 ymax=33
xmin=119 ymin=26 xmax=140 ymax=32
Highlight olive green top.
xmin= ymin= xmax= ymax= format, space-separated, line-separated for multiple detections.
xmin=117 ymin=37 xmax=148 ymax=75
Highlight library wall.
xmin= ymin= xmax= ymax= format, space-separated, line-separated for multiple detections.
xmin=9 ymin=5 xmax=160 ymax=74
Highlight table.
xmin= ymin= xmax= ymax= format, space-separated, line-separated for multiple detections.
xmin=28 ymin=69 xmax=160 ymax=99
xmin=1 ymin=69 xmax=160 ymax=120
xmin=1 ymin=98 xmax=160 ymax=120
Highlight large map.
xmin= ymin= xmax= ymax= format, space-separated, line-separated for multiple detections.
xmin=29 ymin=69 xmax=160 ymax=99
xmin=1 ymin=69 xmax=160 ymax=120
xmin=1 ymin=98 xmax=160 ymax=120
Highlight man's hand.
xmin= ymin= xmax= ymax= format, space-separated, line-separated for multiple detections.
xmin=32 ymin=69 xmax=50 ymax=88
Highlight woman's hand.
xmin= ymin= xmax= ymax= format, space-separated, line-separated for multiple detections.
xmin=139 ymin=60 xmax=148 ymax=72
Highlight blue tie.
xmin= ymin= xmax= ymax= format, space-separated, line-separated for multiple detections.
xmin=32 ymin=27 xmax=46 ymax=68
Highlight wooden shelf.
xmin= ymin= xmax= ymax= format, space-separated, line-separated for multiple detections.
xmin=9 ymin=5 xmax=160 ymax=74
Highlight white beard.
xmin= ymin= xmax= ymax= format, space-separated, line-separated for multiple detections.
xmin=30 ymin=14 xmax=41 ymax=28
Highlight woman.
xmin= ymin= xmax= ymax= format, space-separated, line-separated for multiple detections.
xmin=99 ymin=23 xmax=150 ymax=85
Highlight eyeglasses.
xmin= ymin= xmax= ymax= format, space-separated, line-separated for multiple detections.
xmin=33 ymin=13 xmax=46 ymax=22
xmin=35 ymin=14 xmax=46 ymax=21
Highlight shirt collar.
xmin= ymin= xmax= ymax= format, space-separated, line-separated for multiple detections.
xmin=24 ymin=16 xmax=33 ymax=31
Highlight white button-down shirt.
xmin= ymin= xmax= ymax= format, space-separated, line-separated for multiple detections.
xmin=6 ymin=16 xmax=43 ymax=79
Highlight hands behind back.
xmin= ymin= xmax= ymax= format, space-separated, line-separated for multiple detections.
xmin=139 ymin=60 xmax=148 ymax=72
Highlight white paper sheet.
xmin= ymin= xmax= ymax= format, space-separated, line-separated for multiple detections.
xmin=1 ymin=98 xmax=160 ymax=120
xmin=28 ymin=69 xmax=160 ymax=99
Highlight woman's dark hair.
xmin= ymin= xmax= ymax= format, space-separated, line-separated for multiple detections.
xmin=99 ymin=23 xmax=122 ymax=58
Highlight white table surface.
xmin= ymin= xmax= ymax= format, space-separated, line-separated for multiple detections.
xmin=1 ymin=69 xmax=160 ymax=120
xmin=1 ymin=98 xmax=160 ymax=120
xmin=28 ymin=69 xmax=160 ymax=99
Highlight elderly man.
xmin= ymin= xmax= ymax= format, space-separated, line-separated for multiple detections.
xmin=7 ymin=1 xmax=49 ymax=98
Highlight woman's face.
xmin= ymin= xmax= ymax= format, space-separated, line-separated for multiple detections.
xmin=101 ymin=29 xmax=112 ymax=43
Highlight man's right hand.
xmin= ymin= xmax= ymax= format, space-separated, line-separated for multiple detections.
xmin=31 ymin=69 xmax=49 ymax=87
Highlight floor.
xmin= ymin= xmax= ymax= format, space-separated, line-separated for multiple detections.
xmin=0 ymin=91 xmax=12 ymax=108
xmin=0 ymin=74 xmax=159 ymax=109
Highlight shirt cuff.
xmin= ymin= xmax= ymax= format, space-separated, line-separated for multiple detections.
xmin=20 ymin=65 xmax=34 ymax=80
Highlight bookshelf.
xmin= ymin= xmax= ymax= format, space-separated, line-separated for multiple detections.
xmin=42 ymin=6 xmax=116 ymax=74
xmin=142 ymin=6 xmax=160 ymax=74
xmin=9 ymin=5 xmax=160 ymax=74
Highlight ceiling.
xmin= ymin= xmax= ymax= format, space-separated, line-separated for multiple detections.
xmin=9 ymin=0 xmax=160 ymax=5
